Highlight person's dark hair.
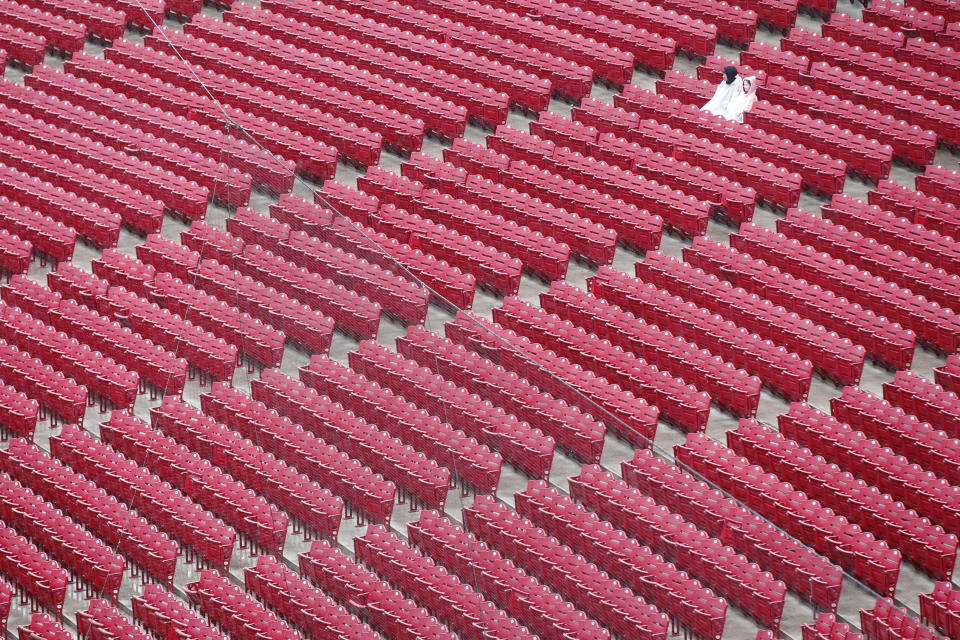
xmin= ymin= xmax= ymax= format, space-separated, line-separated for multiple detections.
xmin=723 ymin=65 xmax=738 ymax=84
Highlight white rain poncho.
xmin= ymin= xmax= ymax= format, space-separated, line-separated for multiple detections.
xmin=701 ymin=69 xmax=743 ymax=118
xmin=723 ymin=76 xmax=760 ymax=123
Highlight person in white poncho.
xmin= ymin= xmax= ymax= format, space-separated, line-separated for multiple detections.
xmin=701 ymin=65 xmax=743 ymax=118
xmin=723 ymin=76 xmax=760 ymax=123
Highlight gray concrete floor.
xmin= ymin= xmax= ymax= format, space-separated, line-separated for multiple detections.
xmin=2 ymin=0 xmax=960 ymax=639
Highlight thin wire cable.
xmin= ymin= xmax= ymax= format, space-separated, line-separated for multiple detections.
xmin=120 ymin=0 xmax=900 ymax=617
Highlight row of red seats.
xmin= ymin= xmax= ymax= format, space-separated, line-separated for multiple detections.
xmin=243 ymin=555 xmax=380 ymax=640
xmin=102 ymin=287 xmax=236 ymax=384
xmin=360 ymin=166 xmax=570 ymax=281
xmin=831 ymin=386 xmax=960 ymax=489
xmin=144 ymin=26 xmax=424 ymax=155
xmin=203 ymin=381 xmax=396 ymax=526
xmin=937 ymin=355 xmax=960 ymax=394
xmin=675 ymin=432 xmax=902 ymax=596
xmin=150 ymin=396 xmax=341 ymax=544
xmin=546 ymin=0 xmax=717 ymax=57
xmin=49 ymin=61 xmax=293 ymax=198
xmin=187 ymin=571 xmax=306 ymax=640
xmin=738 ymin=40 xmax=810 ymax=81
xmin=901 ymin=38 xmax=960 ymax=83
xmin=235 ymin=242 xmax=381 ymax=340
xmin=133 ymin=584 xmax=229 ymax=640
xmin=66 ymin=51 xmax=337 ymax=183
xmin=782 ymin=28 xmax=960 ymax=110
xmin=16 ymin=0 xmax=124 ymax=40
xmin=0 ymin=133 xmax=164 ymax=238
xmin=615 ymin=85 xmax=847 ymax=196
xmin=884 ymin=370 xmax=960 ymax=438
xmin=191 ymin=257 xmax=336 ymax=355
xmin=346 ymin=339 xmax=555 ymax=478
xmin=590 ymin=264 xmax=814 ymax=400
xmin=870 ymin=179 xmax=960 ymax=242
xmin=408 ymin=509 xmax=611 ymax=640
xmin=0 ymin=337 xmax=84 ymax=425
xmin=0 ymin=0 xmax=83 ymax=52
xmin=553 ymin=102 xmax=757 ymax=222
xmin=52 ymin=424 xmax=235 ymax=573
xmin=596 ymin=131 xmax=757 ymax=224
xmin=920 ymin=582 xmax=960 ymax=640
xmin=631 ymin=111 xmax=803 ymax=212
xmin=371 ymin=201 xmax=524 ymax=296
xmin=260 ymin=0 xmax=550 ymax=113
xmin=275 ymin=192 xmax=477 ymax=310
xmin=750 ymin=74 xmax=936 ymax=168
xmin=17 ymin=613 xmax=72 ymax=640
xmin=802 ymin=613 xmax=862 ymax=640
xmin=681 ymin=236 xmax=915 ymax=371
xmin=731 ymin=222 xmax=960 ymax=354
xmin=0 ymin=196 xmax=73 ymax=265
xmin=443 ymin=137 xmax=664 ymax=251
xmin=541 ymin=280 xmax=762 ymax=417
xmin=464 ymin=494 xmax=671 ymax=639
xmin=104 ymin=39 xmax=381 ymax=169
xmin=43 ymin=268 xmax=187 ymax=397
xmin=780 ymin=403 xmax=960 ymax=535
xmin=636 ymin=250 xmax=866 ymax=384
xmin=493 ymin=295 xmax=711 ymax=431
xmin=908 ymin=0 xmax=960 ymax=21
xmin=567 ymin=467 xmax=787 ymax=633
xmin=22 ymin=67 xmax=255 ymax=211
xmin=77 ymin=600 xmax=151 ymax=640
xmin=744 ymin=101 xmax=894 ymax=182
xmin=298 ymin=354 xmax=501 ymax=494
xmin=409 ymin=0 xmax=634 ymax=86
xmin=298 ymin=538 xmax=456 ymax=640
xmin=862 ymin=598 xmax=940 ymax=640
xmin=444 ymin=311 xmax=660 ymax=446
xmin=623 ymin=449 xmax=843 ymax=613
xmin=515 ymin=479 xmax=727 ymax=640
xmin=823 ymin=193 xmax=960 ymax=276
xmin=729 ymin=419 xmax=958 ymax=579
xmin=233 ymin=209 xmax=429 ymax=325
xmin=493 ymin=124 xmax=713 ymax=237
xmin=0 ymin=159 xmax=118 ymax=249
xmin=406 ymin=152 xmax=618 ymax=265
xmin=728 ymin=0 xmax=797 ymax=32
xmin=105 ymin=0 xmax=163 ymax=26
xmin=378 ymin=0 xmax=594 ymax=102
xmin=184 ymin=14 xmax=467 ymax=142
xmin=150 ymin=272 xmax=285 ymax=369
xmin=537 ymin=0 xmax=755 ymax=45
xmin=0 ymin=438 xmax=177 ymax=584
xmin=0 ymin=472 xmax=125 ymax=600
xmin=918 ymin=164 xmax=960 ymax=209
xmin=225 ymin=2 xmax=509 ymax=129
xmin=355 ymin=525 xmax=538 ymax=640
xmin=776 ymin=208 xmax=960 ymax=314
xmin=101 ymin=412 xmax=290 ymax=555
xmin=0 ymin=76 xmax=248 ymax=215
xmin=397 ymin=324 xmax=605 ymax=462
xmin=936 ymin=22 xmax=960 ymax=49
xmin=866 ymin=0 xmax=945 ymax=41
xmin=0 ymin=379 xmax=36 ymax=440
xmin=822 ymin=13 xmax=904 ymax=57
xmin=0 ymin=228 xmax=30 ymax=279
xmin=0 ymin=524 xmax=66 ymax=619
xmin=0 ymin=22 xmax=45 ymax=66
xmin=252 ymin=367 xmax=450 ymax=513
xmin=0 ymin=297 xmax=137 ymax=412
xmin=0 ymin=104 xmax=204 ymax=230
xmin=807 ymin=62 xmax=960 ymax=150
xmin=446 ymin=2 xmax=676 ymax=84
